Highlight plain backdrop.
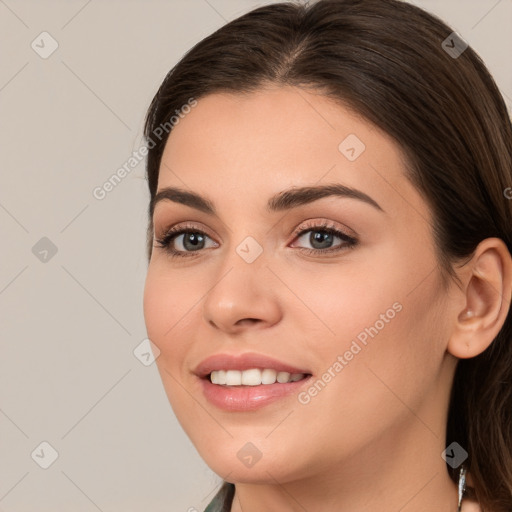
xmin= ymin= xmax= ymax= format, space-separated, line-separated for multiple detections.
xmin=0 ymin=0 xmax=511 ymax=510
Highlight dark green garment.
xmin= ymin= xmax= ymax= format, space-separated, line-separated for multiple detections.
xmin=204 ymin=482 xmax=235 ymax=512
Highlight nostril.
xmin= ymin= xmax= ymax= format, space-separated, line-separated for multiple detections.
xmin=236 ymin=318 xmax=261 ymax=326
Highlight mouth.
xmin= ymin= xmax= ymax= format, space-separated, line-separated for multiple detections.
xmin=207 ymin=368 xmax=310 ymax=386
xmin=194 ymin=352 xmax=313 ymax=411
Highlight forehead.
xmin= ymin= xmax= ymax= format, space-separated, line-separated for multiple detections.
xmin=156 ymin=86 xmax=424 ymax=221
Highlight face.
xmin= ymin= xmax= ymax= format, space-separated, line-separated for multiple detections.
xmin=143 ymin=86 xmax=458 ymax=485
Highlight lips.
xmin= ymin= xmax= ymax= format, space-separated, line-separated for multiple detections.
xmin=194 ymin=352 xmax=313 ymax=412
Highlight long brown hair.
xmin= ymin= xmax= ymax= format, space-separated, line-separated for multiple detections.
xmin=143 ymin=0 xmax=512 ymax=509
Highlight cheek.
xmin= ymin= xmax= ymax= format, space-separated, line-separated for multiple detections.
xmin=143 ymin=265 xmax=196 ymax=362
xmin=143 ymin=266 xmax=205 ymax=423
xmin=286 ymin=260 xmax=405 ymax=360
xmin=322 ymin=269 xmax=447 ymax=422
xmin=295 ymin=246 xmax=445 ymax=405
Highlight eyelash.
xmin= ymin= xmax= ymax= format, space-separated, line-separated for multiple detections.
xmin=154 ymin=221 xmax=358 ymax=259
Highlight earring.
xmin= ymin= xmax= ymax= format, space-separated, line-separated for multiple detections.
xmin=457 ymin=465 xmax=467 ymax=512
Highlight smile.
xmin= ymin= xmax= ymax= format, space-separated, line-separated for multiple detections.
xmin=195 ymin=352 xmax=313 ymax=411
xmin=209 ymin=369 xmax=307 ymax=385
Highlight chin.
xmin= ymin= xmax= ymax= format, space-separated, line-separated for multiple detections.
xmin=194 ymin=437 xmax=310 ymax=485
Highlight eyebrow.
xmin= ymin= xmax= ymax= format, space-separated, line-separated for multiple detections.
xmin=150 ymin=183 xmax=384 ymax=218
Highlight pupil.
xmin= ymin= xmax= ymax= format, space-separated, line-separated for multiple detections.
xmin=311 ymin=231 xmax=332 ymax=249
xmin=184 ymin=233 xmax=204 ymax=251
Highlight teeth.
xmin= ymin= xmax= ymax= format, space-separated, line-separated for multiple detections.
xmin=277 ymin=371 xmax=290 ymax=383
xmin=226 ymin=370 xmax=242 ymax=386
xmin=209 ymin=369 xmax=306 ymax=386
xmin=210 ymin=370 xmax=226 ymax=385
xmin=241 ymin=369 xmax=262 ymax=386
xmin=262 ymin=369 xmax=277 ymax=384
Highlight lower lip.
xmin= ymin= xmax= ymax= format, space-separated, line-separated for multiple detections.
xmin=200 ymin=376 xmax=312 ymax=412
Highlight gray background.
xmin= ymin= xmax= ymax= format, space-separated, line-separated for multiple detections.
xmin=0 ymin=0 xmax=510 ymax=510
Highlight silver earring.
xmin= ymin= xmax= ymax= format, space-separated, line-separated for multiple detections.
xmin=457 ymin=466 xmax=466 ymax=511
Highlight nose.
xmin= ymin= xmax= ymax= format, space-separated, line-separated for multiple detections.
xmin=202 ymin=248 xmax=282 ymax=335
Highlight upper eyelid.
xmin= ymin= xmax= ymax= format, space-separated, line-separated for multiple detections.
xmin=295 ymin=220 xmax=355 ymax=236
xmin=157 ymin=219 xmax=351 ymax=235
xmin=155 ymin=220 xmax=214 ymax=237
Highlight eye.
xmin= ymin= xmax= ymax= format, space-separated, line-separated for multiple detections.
xmin=290 ymin=221 xmax=357 ymax=255
xmin=154 ymin=220 xmax=358 ymax=258
xmin=154 ymin=223 xmax=218 ymax=258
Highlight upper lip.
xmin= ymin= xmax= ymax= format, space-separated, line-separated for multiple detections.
xmin=194 ymin=352 xmax=312 ymax=379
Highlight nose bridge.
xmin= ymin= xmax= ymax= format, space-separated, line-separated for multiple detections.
xmin=201 ymin=231 xmax=281 ymax=331
xmin=216 ymin=216 xmax=269 ymax=273
xmin=208 ymin=231 xmax=268 ymax=301
xmin=233 ymin=233 xmax=266 ymax=266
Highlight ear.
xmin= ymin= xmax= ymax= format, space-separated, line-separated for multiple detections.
xmin=447 ymin=237 xmax=512 ymax=359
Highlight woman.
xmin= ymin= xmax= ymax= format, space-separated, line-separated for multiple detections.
xmin=142 ymin=0 xmax=512 ymax=510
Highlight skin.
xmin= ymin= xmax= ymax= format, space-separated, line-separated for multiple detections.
xmin=143 ymin=85 xmax=512 ymax=511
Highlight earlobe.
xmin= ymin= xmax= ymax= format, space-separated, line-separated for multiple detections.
xmin=447 ymin=238 xmax=512 ymax=360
